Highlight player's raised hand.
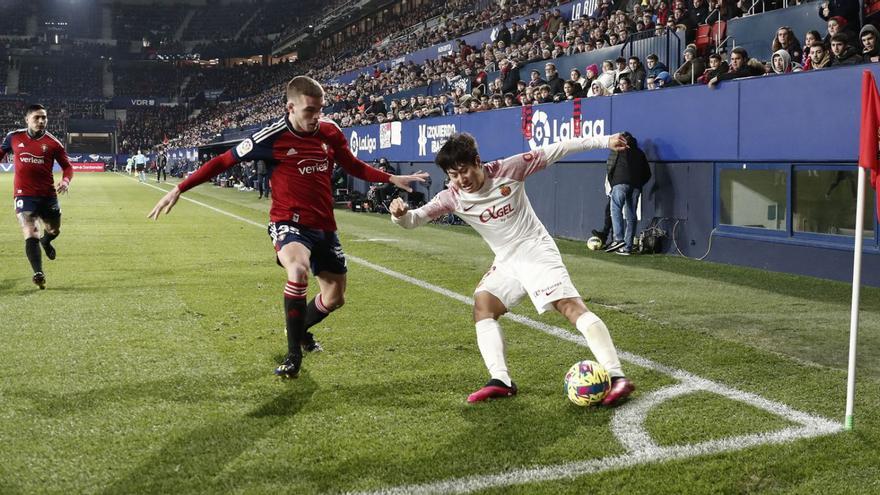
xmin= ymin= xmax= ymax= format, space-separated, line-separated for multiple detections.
xmin=609 ymin=133 xmax=629 ymax=151
xmin=148 ymin=186 xmax=182 ymax=220
xmin=389 ymin=197 xmax=409 ymax=218
xmin=389 ymin=171 xmax=430 ymax=192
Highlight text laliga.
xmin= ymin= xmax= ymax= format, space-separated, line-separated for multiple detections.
xmin=479 ymin=203 xmax=514 ymax=223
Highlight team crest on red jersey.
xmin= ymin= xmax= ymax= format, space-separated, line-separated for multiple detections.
xmin=500 ymin=185 xmax=512 ymax=196
xmin=41 ymin=144 xmax=48 ymax=153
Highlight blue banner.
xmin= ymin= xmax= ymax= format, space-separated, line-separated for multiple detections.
xmin=339 ymin=63 xmax=876 ymax=165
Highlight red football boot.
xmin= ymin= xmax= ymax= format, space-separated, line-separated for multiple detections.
xmin=601 ymin=377 xmax=635 ymax=406
xmin=467 ymin=379 xmax=517 ymax=403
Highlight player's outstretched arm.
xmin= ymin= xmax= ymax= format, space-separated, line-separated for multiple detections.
xmin=388 ymin=171 xmax=430 ymax=192
xmin=148 ymin=186 xmax=182 ymax=220
xmin=389 ymin=197 xmax=410 ymax=218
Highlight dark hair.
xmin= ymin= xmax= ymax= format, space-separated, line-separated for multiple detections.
xmin=831 ymin=32 xmax=849 ymax=44
xmin=709 ymin=53 xmax=722 ymax=61
xmin=647 ymin=53 xmax=658 ymax=61
xmin=731 ymin=47 xmax=749 ymax=59
xmin=26 ymin=104 xmax=45 ymax=116
xmin=435 ymin=133 xmax=480 ymax=172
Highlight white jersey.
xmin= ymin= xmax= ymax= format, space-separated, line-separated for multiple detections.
xmin=393 ymin=136 xmax=611 ymax=260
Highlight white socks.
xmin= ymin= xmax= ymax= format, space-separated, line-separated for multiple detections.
xmin=475 ymin=318 xmax=512 ymax=387
xmin=576 ymin=312 xmax=624 ymax=378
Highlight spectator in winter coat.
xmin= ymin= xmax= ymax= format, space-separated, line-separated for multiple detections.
xmin=807 ymin=41 xmax=833 ymax=69
xmin=708 ymin=47 xmax=762 ymax=88
xmin=768 ymin=49 xmax=803 ymax=74
xmin=500 ymin=60 xmax=521 ymax=94
xmin=698 ymin=53 xmax=728 ymax=84
xmin=860 ymin=24 xmax=880 ymax=63
xmin=673 ymin=47 xmax=706 ymax=85
xmin=645 ymin=54 xmax=669 ymax=78
xmin=597 ymin=60 xmax=617 ymax=91
xmin=605 ymin=132 xmax=652 ymax=255
xmin=830 ymin=32 xmax=863 ymax=65
xmin=528 ymin=69 xmax=546 ymax=88
xmin=802 ymin=30 xmax=823 ymax=68
xmin=819 ymin=0 xmax=860 ymax=35
xmin=626 ymin=57 xmax=647 ymax=90
xmin=545 ymin=62 xmax=566 ymax=98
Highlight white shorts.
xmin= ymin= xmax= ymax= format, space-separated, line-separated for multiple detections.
xmin=474 ymin=236 xmax=580 ymax=314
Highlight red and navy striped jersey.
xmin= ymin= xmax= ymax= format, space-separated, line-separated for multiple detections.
xmin=178 ymin=116 xmax=391 ymax=231
xmin=1 ymin=129 xmax=73 ymax=197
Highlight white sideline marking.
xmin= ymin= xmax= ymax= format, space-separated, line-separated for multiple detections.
xmin=135 ymin=177 xmax=843 ymax=494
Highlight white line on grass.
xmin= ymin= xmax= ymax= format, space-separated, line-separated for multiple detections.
xmin=134 ymin=176 xmax=843 ymax=494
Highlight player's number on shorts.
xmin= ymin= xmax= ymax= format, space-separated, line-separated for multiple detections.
xmin=15 ymin=199 xmax=23 ymax=209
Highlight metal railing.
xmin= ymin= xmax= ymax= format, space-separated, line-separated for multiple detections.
xmin=620 ymin=28 xmax=683 ymax=74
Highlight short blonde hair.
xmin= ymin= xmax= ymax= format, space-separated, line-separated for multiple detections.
xmin=286 ymin=76 xmax=324 ymax=101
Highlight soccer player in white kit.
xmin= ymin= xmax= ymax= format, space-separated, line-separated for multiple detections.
xmin=389 ymin=132 xmax=635 ymax=405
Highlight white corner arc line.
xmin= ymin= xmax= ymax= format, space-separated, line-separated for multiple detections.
xmin=133 ymin=176 xmax=843 ymax=494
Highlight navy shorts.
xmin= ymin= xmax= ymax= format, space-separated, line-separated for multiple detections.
xmin=268 ymin=221 xmax=347 ymax=275
xmin=14 ymin=196 xmax=61 ymax=222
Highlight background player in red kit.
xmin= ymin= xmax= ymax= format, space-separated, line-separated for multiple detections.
xmin=1 ymin=104 xmax=73 ymax=289
xmin=149 ymin=76 xmax=427 ymax=378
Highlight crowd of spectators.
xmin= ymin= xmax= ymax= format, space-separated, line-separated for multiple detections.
xmin=119 ymin=106 xmax=189 ymax=154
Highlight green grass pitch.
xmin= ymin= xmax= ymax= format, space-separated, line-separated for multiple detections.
xmin=1 ymin=173 xmax=879 ymax=494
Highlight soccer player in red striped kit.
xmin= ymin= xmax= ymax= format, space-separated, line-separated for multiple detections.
xmin=149 ymin=76 xmax=427 ymax=378
xmin=1 ymin=104 xmax=73 ymax=289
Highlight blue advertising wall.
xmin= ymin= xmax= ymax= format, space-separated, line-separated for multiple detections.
xmin=338 ymin=64 xmax=880 ymax=286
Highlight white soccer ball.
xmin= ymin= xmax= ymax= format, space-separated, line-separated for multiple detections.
xmin=586 ymin=236 xmax=603 ymax=251
xmin=564 ymin=360 xmax=612 ymax=406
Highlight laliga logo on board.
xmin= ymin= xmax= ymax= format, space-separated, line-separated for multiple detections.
xmin=349 ymin=131 xmax=377 ymax=157
xmin=417 ymin=123 xmax=457 ymax=157
xmin=527 ymin=110 xmax=606 ymax=150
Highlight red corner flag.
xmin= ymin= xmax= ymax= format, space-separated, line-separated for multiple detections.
xmin=858 ymin=70 xmax=880 ymax=221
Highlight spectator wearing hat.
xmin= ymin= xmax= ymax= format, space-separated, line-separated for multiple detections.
xmin=673 ymin=46 xmax=705 ymax=85
xmin=654 ymin=71 xmax=672 ymax=88
xmin=830 ymin=32 xmax=863 ymax=65
xmin=768 ymin=49 xmax=803 ymax=74
xmin=771 ymin=26 xmax=803 ymax=65
xmin=544 ymin=62 xmax=565 ymax=99
xmin=860 ymin=24 xmax=880 ymax=62
xmin=819 ymin=0 xmax=860 ymax=34
xmin=585 ymin=63 xmax=600 ymax=86
xmin=587 ymin=79 xmax=611 ymax=97
xmin=824 ymin=16 xmax=851 ymax=45
xmin=528 ymin=69 xmax=546 ymax=88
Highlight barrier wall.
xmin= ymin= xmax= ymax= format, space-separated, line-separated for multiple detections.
xmin=338 ymin=64 xmax=880 ymax=286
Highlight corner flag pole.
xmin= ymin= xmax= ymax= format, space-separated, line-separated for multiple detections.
xmin=844 ymin=166 xmax=866 ymax=431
